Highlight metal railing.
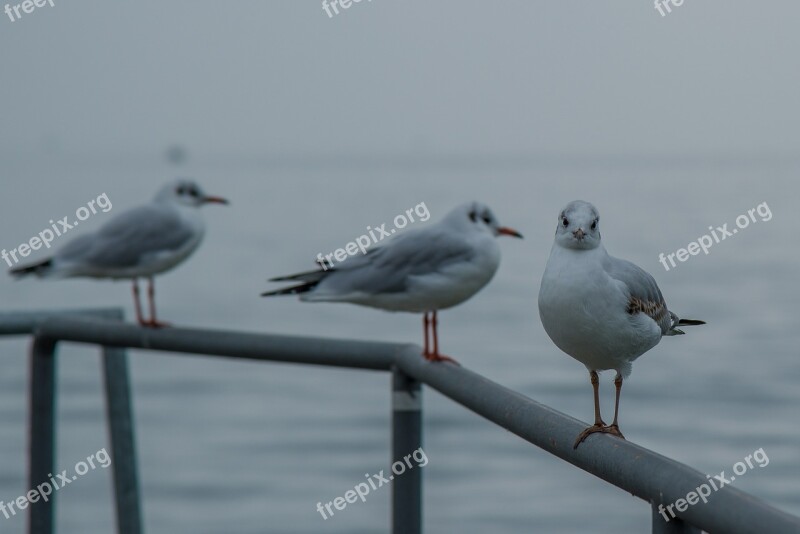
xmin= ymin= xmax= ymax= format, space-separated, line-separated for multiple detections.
xmin=1 ymin=308 xmax=798 ymax=534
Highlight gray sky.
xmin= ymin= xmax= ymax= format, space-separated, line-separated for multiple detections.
xmin=2 ymin=1 xmax=799 ymax=159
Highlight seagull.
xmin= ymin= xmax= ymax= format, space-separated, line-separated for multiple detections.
xmin=10 ymin=179 xmax=228 ymax=327
xmin=537 ymin=200 xmax=704 ymax=448
xmin=262 ymin=202 xmax=523 ymax=363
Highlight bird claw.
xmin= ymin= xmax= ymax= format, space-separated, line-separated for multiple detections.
xmin=573 ymin=423 xmax=625 ymax=449
xmin=138 ymin=319 xmax=171 ymax=329
xmin=423 ymin=352 xmax=461 ymax=366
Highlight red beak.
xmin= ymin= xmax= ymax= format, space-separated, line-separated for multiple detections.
xmin=497 ymin=226 xmax=523 ymax=239
xmin=202 ymin=196 xmax=229 ymax=205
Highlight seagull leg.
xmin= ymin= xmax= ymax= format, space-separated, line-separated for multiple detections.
xmin=132 ymin=278 xmax=146 ymax=326
xmin=143 ymin=276 xmax=170 ymax=328
xmin=607 ymin=373 xmax=626 ymax=439
xmin=426 ymin=311 xmax=459 ymax=365
xmin=422 ymin=312 xmax=430 ymax=358
xmin=574 ymin=370 xmax=613 ymax=449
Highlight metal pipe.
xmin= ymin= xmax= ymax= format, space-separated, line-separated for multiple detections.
xmin=11 ymin=314 xmax=800 ymax=533
xmin=652 ymin=503 xmax=701 ymax=533
xmin=0 ymin=308 xmax=122 ymax=336
xmin=394 ymin=349 xmax=800 ymax=534
xmin=27 ymin=336 xmax=57 ymax=534
xmin=0 ymin=309 xmax=142 ymax=534
xmin=102 ymin=346 xmax=143 ymax=534
xmin=35 ymin=317 xmax=401 ymax=371
xmin=391 ymin=367 xmax=422 ymax=534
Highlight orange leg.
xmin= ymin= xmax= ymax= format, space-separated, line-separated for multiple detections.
xmin=422 ymin=312 xmax=430 ymax=356
xmin=140 ymin=277 xmax=170 ymax=328
xmin=424 ymin=311 xmax=459 ymax=365
xmin=132 ymin=279 xmax=145 ymax=326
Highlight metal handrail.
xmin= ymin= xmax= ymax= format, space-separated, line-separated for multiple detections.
xmin=0 ymin=309 xmax=141 ymax=534
xmin=1 ymin=310 xmax=798 ymax=534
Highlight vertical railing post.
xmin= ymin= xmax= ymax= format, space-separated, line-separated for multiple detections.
xmin=102 ymin=346 xmax=143 ymax=534
xmin=652 ymin=502 xmax=702 ymax=533
xmin=28 ymin=336 xmax=57 ymax=534
xmin=391 ymin=366 xmax=422 ymax=534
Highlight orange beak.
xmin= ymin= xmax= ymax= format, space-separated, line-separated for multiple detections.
xmin=498 ymin=226 xmax=523 ymax=239
xmin=202 ymin=196 xmax=229 ymax=205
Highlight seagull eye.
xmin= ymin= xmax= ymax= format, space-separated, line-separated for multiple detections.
xmin=562 ymin=217 xmax=569 ymax=227
xmin=591 ymin=220 xmax=597 ymax=230
xmin=469 ymin=211 xmax=477 ymax=223
xmin=176 ymin=186 xmax=185 ymax=195
xmin=482 ymin=214 xmax=491 ymax=224
xmin=188 ymin=187 xmax=199 ymax=197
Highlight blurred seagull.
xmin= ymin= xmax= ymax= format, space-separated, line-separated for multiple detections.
xmin=262 ymin=202 xmax=523 ymax=363
xmin=538 ymin=200 xmax=704 ymax=448
xmin=10 ymin=179 xmax=228 ymax=327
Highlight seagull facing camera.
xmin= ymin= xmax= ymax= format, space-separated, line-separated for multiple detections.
xmin=538 ymin=200 xmax=705 ymax=448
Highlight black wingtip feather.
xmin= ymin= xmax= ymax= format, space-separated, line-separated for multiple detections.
xmin=267 ymin=266 xmax=335 ymax=284
xmin=9 ymin=258 xmax=52 ymax=278
xmin=261 ymin=281 xmax=318 ymax=297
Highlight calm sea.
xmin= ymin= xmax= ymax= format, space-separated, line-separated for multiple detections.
xmin=0 ymin=155 xmax=797 ymax=533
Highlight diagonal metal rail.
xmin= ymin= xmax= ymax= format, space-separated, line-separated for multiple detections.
xmin=2 ymin=311 xmax=798 ymax=534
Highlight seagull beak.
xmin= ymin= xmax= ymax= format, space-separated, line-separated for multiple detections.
xmin=497 ymin=226 xmax=523 ymax=239
xmin=573 ymin=228 xmax=585 ymax=240
xmin=202 ymin=196 xmax=229 ymax=205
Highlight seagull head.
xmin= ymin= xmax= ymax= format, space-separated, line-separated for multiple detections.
xmin=554 ymin=200 xmax=600 ymax=250
xmin=156 ymin=179 xmax=229 ymax=208
xmin=445 ymin=202 xmax=523 ymax=239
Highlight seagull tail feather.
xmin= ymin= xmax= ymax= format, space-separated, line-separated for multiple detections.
xmin=262 ymin=267 xmax=332 ymax=297
xmin=9 ymin=258 xmax=53 ymax=279
xmin=261 ymin=282 xmax=319 ymax=297
xmin=676 ymin=318 xmax=706 ymax=326
xmin=665 ymin=313 xmax=705 ymax=336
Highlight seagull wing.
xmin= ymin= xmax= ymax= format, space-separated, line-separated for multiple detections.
xmin=318 ymin=226 xmax=476 ymax=296
xmin=58 ymin=205 xmax=195 ymax=269
xmin=603 ymin=255 xmax=674 ymax=335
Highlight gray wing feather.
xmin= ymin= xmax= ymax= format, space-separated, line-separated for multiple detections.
xmin=604 ymin=255 xmax=673 ymax=334
xmin=322 ymin=227 xmax=476 ymax=295
xmin=58 ymin=205 xmax=194 ymax=269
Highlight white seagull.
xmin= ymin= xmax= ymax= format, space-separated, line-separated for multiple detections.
xmin=538 ymin=200 xmax=704 ymax=448
xmin=10 ymin=179 xmax=228 ymax=327
xmin=262 ymin=202 xmax=523 ymax=363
